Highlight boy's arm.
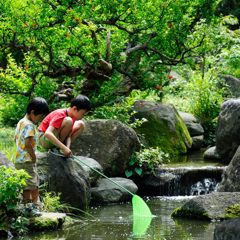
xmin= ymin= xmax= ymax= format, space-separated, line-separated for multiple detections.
xmin=25 ymin=137 xmax=36 ymax=163
xmin=44 ymin=126 xmax=72 ymax=157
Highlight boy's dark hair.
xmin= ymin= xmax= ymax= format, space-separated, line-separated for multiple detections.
xmin=71 ymin=94 xmax=91 ymax=111
xmin=26 ymin=97 xmax=49 ymax=115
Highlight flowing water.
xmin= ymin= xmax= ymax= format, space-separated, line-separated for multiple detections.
xmin=16 ymin=151 xmax=222 ymax=240
xmin=18 ymin=196 xmax=218 ymax=240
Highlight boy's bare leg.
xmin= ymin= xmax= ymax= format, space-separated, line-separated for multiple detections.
xmin=71 ymin=120 xmax=85 ymax=143
xmin=58 ymin=117 xmax=73 ymax=143
xmin=23 ymin=190 xmax=31 ymax=204
xmin=31 ymin=188 xmax=39 ymax=204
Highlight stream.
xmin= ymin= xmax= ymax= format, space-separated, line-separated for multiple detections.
xmin=15 ymin=150 xmax=223 ymax=240
xmin=17 ymin=196 xmax=218 ymax=240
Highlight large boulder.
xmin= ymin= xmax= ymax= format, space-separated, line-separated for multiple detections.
xmin=0 ymin=151 xmax=14 ymax=168
xmin=221 ymin=75 xmax=240 ymax=97
xmin=214 ymin=218 xmax=240 ymax=240
xmin=132 ymin=101 xmax=192 ymax=158
xmin=91 ymin=177 xmax=138 ymax=204
xmin=172 ymin=192 xmax=240 ymax=221
xmin=71 ymin=120 xmax=141 ymax=177
xmin=37 ymin=152 xmax=90 ymax=210
xmin=178 ymin=112 xmax=204 ymax=150
xmin=216 ymin=99 xmax=240 ymax=164
xmin=217 ymin=146 xmax=240 ymax=192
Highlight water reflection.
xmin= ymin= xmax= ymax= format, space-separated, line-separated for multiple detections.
xmin=14 ymin=197 xmax=217 ymax=240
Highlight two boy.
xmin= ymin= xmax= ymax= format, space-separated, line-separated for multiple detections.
xmin=15 ymin=94 xmax=91 ymax=206
xmin=38 ymin=94 xmax=91 ymax=157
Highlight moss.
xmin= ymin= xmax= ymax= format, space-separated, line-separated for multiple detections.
xmin=136 ymin=108 xmax=192 ymax=160
xmin=175 ymin=112 xmax=192 ymax=149
xmin=223 ymin=204 xmax=240 ymax=219
xmin=29 ymin=216 xmax=59 ymax=231
xmin=171 ymin=206 xmax=210 ymax=220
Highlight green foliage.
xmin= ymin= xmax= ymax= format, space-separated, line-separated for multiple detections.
xmin=0 ymin=0 xmax=222 ymax=111
xmin=224 ymin=204 xmax=240 ymax=219
xmin=10 ymin=216 xmax=29 ymax=235
xmin=41 ymin=192 xmax=69 ymax=213
xmin=187 ymin=71 xmax=224 ymax=145
xmin=0 ymin=127 xmax=16 ymax=161
xmin=91 ymin=89 xmax=158 ymax=126
xmin=125 ymin=147 xmax=169 ymax=177
xmin=0 ymin=166 xmax=29 ymax=210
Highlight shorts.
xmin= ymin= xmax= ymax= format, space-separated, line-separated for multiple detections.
xmin=38 ymin=130 xmax=59 ymax=149
xmin=15 ymin=162 xmax=39 ymax=190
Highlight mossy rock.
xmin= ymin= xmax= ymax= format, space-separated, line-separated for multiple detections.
xmin=223 ymin=204 xmax=240 ymax=219
xmin=29 ymin=212 xmax=66 ymax=231
xmin=133 ymin=101 xmax=192 ymax=159
xmin=171 ymin=192 xmax=240 ymax=221
xmin=172 ymin=205 xmax=210 ymax=220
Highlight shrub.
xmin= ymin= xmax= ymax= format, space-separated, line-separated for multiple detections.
xmin=125 ymin=147 xmax=169 ymax=177
xmin=0 ymin=166 xmax=29 ymax=210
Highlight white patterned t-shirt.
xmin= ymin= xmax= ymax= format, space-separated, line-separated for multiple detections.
xmin=15 ymin=116 xmax=37 ymax=163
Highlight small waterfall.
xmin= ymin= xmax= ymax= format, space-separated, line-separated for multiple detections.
xmin=189 ymin=178 xmax=218 ymax=196
xmin=137 ymin=166 xmax=225 ymax=196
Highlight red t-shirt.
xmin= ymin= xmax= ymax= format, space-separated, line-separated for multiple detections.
xmin=38 ymin=108 xmax=76 ymax=132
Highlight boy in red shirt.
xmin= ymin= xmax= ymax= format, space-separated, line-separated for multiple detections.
xmin=38 ymin=95 xmax=91 ymax=157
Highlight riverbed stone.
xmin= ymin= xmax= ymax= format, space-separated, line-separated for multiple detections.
xmin=37 ymin=152 xmax=91 ymax=210
xmin=214 ymin=218 xmax=240 ymax=240
xmin=91 ymin=177 xmax=138 ymax=204
xmin=221 ymin=75 xmax=240 ymax=98
xmin=132 ymin=101 xmax=192 ymax=159
xmin=215 ymin=99 xmax=240 ymax=164
xmin=71 ymin=119 xmax=141 ymax=177
xmin=203 ymin=146 xmax=221 ymax=160
xmin=29 ymin=212 xmax=66 ymax=231
xmin=172 ymin=192 xmax=240 ymax=221
xmin=178 ymin=111 xmax=204 ymax=137
xmin=191 ymin=135 xmax=204 ymax=150
xmin=217 ymin=145 xmax=240 ymax=192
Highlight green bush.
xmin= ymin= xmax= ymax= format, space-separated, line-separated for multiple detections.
xmin=0 ymin=166 xmax=29 ymax=210
xmin=125 ymin=147 xmax=169 ymax=177
xmin=0 ymin=127 xmax=16 ymax=161
xmin=91 ymin=89 xmax=158 ymax=126
xmin=188 ymin=71 xmax=225 ymax=145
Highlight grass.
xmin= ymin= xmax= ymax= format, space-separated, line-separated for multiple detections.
xmin=0 ymin=126 xmax=16 ymax=161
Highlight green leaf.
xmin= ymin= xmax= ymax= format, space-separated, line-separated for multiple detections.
xmin=134 ymin=167 xmax=143 ymax=176
xmin=125 ymin=169 xmax=133 ymax=178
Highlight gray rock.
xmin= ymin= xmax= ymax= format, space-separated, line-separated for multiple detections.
xmin=214 ymin=218 xmax=240 ymax=240
xmin=204 ymin=146 xmax=221 ymax=160
xmin=38 ymin=152 xmax=91 ymax=210
xmin=216 ymin=99 xmax=240 ymax=163
xmin=222 ymin=75 xmax=240 ymax=97
xmin=178 ymin=111 xmax=204 ymax=137
xmin=178 ymin=111 xmax=198 ymax=123
xmin=172 ymin=192 xmax=240 ymax=220
xmin=218 ymin=145 xmax=240 ymax=192
xmin=191 ymin=135 xmax=204 ymax=150
xmin=91 ymin=177 xmax=138 ymax=204
xmin=132 ymin=101 xmax=192 ymax=158
xmin=75 ymin=156 xmax=103 ymax=186
xmin=71 ymin=120 xmax=140 ymax=177
xmin=29 ymin=212 xmax=66 ymax=231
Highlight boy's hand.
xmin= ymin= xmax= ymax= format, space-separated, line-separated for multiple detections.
xmin=62 ymin=146 xmax=72 ymax=157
